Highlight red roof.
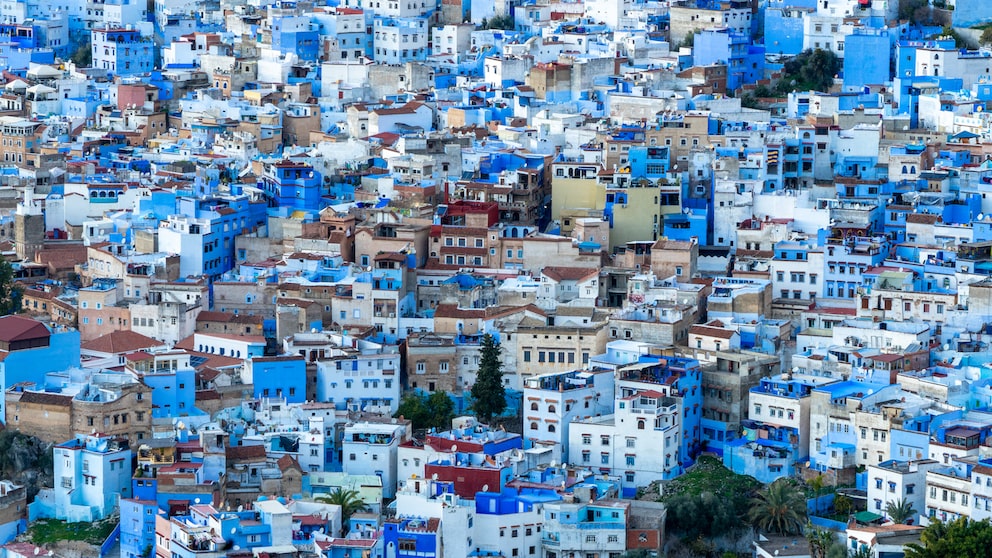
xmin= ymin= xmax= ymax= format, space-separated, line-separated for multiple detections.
xmin=542 ymin=266 xmax=598 ymax=282
xmin=0 ymin=315 xmax=50 ymax=343
xmin=82 ymin=330 xmax=163 ymax=355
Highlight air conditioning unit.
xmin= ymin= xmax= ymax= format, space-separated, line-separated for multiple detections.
xmin=389 ymin=312 xmax=396 ymax=318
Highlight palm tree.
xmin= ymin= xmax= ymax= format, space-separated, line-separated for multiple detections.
xmin=747 ymin=479 xmax=807 ymax=535
xmin=316 ymin=488 xmax=370 ymax=532
xmin=885 ymin=497 xmax=918 ymax=524
xmin=806 ymin=522 xmax=835 ymax=558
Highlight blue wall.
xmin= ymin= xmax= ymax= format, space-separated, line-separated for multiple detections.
xmin=252 ymin=357 xmax=307 ymax=403
xmin=843 ymin=30 xmax=892 ymax=89
xmin=120 ymin=499 xmax=157 ymax=558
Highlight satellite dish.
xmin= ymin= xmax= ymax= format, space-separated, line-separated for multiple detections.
xmin=550 ymin=460 xmax=557 ymax=468
xmin=432 ymin=473 xmax=438 ymax=481
xmin=194 ymin=498 xmax=200 ymax=504
xmin=231 ymin=527 xmax=236 ymax=534
xmin=34 ymin=549 xmax=39 ymax=556
xmin=482 ymin=484 xmax=489 ymax=492
xmin=943 ymin=344 xmax=950 ymax=351
xmin=237 ymin=505 xmax=244 ymax=512
xmin=451 ymin=444 xmax=457 ymax=453
xmin=980 ymin=214 xmax=986 ymax=221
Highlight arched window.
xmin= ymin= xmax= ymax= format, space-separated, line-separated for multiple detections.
xmin=548 ymin=405 xmax=556 ymax=413
xmin=902 ymin=165 xmax=907 ymax=174
xmin=530 ymin=402 xmax=538 ymax=411
xmin=637 ymin=420 xmax=645 ymax=430
xmin=548 ymin=424 xmax=556 ymax=433
xmin=530 ymin=422 xmax=538 ymax=430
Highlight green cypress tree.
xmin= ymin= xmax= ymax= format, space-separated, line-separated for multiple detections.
xmin=471 ymin=333 xmax=506 ymax=424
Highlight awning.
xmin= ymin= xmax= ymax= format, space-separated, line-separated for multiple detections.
xmin=853 ymin=511 xmax=883 ymax=524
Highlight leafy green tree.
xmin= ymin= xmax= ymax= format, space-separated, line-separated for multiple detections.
xmin=482 ymin=13 xmax=514 ymax=30
xmin=394 ymin=391 xmax=455 ymax=431
xmin=425 ymin=391 xmax=455 ymax=429
xmin=0 ymin=260 xmax=21 ymax=315
xmin=70 ymin=44 xmax=92 ymax=67
xmin=395 ymin=394 xmax=428 ymax=426
xmin=747 ymin=479 xmax=807 ymax=535
xmin=833 ymin=493 xmax=853 ymax=516
xmin=806 ymin=523 xmax=835 ymax=558
xmin=660 ymin=456 xmax=761 ymax=540
xmin=471 ymin=334 xmax=506 ymax=424
xmin=904 ymin=517 xmax=992 ymax=558
xmin=885 ymin=497 xmax=917 ymax=524
xmin=316 ymin=488 xmax=370 ymax=532
xmin=898 ymin=0 xmax=931 ymax=24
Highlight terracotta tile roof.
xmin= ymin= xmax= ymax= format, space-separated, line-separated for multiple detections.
xmin=541 ymin=266 xmax=598 ymax=282
xmin=82 ymin=330 xmax=163 ymax=355
xmin=689 ymin=324 xmax=736 ymax=339
xmin=18 ymin=390 xmax=72 ymax=406
xmin=226 ymin=444 xmax=267 ymax=461
xmin=906 ymin=213 xmax=940 ymax=225
xmin=433 ymin=303 xmax=485 ymax=319
xmin=197 ymin=311 xmax=235 ymax=323
xmin=277 ymin=454 xmax=300 ymax=471
xmin=36 ymin=245 xmax=87 ymax=270
xmin=0 ymin=316 xmax=50 ymax=343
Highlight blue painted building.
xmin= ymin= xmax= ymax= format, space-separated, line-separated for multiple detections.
xmin=271 ymin=15 xmax=320 ymax=62
xmin=141 ymin=365 xmax=197 ymax=420
xmin=248 ymin=355 xmax=307 ymax=403
xmin=809 ymin=382 xmax=887 ymax=473
xmin=383 ymin=517 xmax=439 ymax=558
xmin=0 ymin=316 xmax=81 ymax=423
xmin=120 ymin=498 xmax=160 ymax=558
xmin=821 ymin=234 xmax=888 ymax=302
xmin=91 ymin=28 xmax=154 ymax=77
xmin=693 ymin=27 xmax=765 ymax=91
xmin=158 ymin=194 xmax=268 ymax=280
xmin=764 ymin=0 xmax=815 ymax=57
xmin=30 ymin=434 xmax=133 ymax=522
xmin=258 ymin=159 xmax=323 ymax=211
xmin=843 ymin=27 xmax=892 ymax=90
xmin=725 ymin=374 xmax=826 ymax=483
xmin=628 ymin=145 xmax=670 ymax=179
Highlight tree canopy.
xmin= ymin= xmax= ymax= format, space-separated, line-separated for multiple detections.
xmin=482 ymin=13 xmax=514 ymax=30
xmin=904 ymin=517 xmax=992 ymax=558
xmin=0 ymin=260 xmax=21 ymax=316
xmin=659 ymin=456 xmax=762 ymax=539
xmin=885 ymin=497 xmax=918 ymax=524
xmin=779 ymin=48 xmax=841 ymax=93
xmin=747 ymin=479 xmax=808 ymax=535
xmin=316 ymin=488 xmax=370 ymax=533
xmin=394 ymin=391 xmax=455 ymax=431
xmin=471 ymin=333 xmax=506 ymax=424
